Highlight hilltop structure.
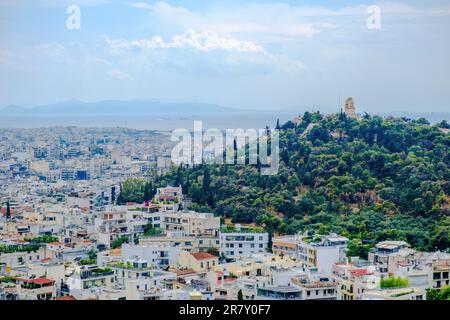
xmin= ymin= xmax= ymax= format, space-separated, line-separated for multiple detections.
xmin=344 ymin=97 xmax=358 ymax=119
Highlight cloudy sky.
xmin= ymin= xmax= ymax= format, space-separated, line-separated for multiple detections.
xmin=1 ymin=0 xmax=450 ymax=112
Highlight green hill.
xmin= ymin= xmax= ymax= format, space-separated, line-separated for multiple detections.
xmin=119 ymin=112 xmax=450 ymax=253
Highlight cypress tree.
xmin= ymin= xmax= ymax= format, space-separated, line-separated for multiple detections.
xmin=6 ymin=201 xmax=11 ymax=220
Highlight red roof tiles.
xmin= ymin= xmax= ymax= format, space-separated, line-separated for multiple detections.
xmin=16 ymin=278 xmax=55 ymax=285
xmin=191 ymin=252 xmax=217 ymax=261
xmin=55 ymin=296 xmax=77 ymax=300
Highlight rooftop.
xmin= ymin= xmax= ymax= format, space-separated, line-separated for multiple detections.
xmin=375 ymin=241 xmax=410 ymax=250
xmin=16 ymin=277 xmax=55 ymax=285
xmin=191 ymin=252 xmax=217 ymax=261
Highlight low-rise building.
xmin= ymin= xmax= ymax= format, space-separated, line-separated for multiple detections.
xmin=362 ymin=287 xmax=426 ymax=300
xmin=429 ymin=256 xmax=450 ymax=289
xmin=66 ymin=265 xmax=115 ymax=290
xmin=368 ymin=241 xmax=414 ymax=275
xmin=162 ymin=211 xmax=220 ymax=237
xmin=273 ymin=233 xmax=348 ymax=274
xmin=178 ymin=252 xmax=219 ymax=272
xmin=219 ymin=225 xmax=268 ymax=262
xmin=16 ymin=277 xmax=56 ymax=300
xmin=122 ymin=244 xmax=180 ymax=269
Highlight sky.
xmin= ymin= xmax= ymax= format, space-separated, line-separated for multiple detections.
xmin=0 ymin=0 xmax=450 ymax=113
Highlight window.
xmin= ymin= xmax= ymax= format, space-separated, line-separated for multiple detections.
xmin=433 ymin=272 xmax=441 ymax=280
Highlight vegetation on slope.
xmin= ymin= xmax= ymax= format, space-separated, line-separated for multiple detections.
xmin=118 ymin=112 xmax=450 ymax=254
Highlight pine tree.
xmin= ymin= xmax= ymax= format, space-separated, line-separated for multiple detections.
xmin=237 ymin=289 xmax=244 ymax=300
xmin=233 ymin=138 xmax=238 ymax=164
xmin=203 ymin=167 xmax=212 ymax=206
xmin=267 ymin=232 xmax=273 ymax=253
xmin=143 ymin=182 xmax=153 ymax=202
xmin=175 ymin=165 xmax=182 ymax=186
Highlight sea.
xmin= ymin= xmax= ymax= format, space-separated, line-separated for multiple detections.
xmin=0 ymin=111 xmax=299 ymax=131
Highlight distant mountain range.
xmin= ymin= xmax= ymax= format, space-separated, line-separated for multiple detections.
xmin=1 ymin=99 xmax=448 ymax=123
xmin=0 ymin=99 xmax=239 ymax=115
xmin=378 ymin=111 xmax=450 ymax=124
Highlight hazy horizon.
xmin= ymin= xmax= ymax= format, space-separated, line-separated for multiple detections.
xmin=2 ymin=98 xmax=450 ymax=116
xmin=0 ymin=98 xmax=448 ymax=131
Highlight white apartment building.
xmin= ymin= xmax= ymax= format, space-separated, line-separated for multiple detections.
xmin=368 ymin=241 xmax=414 ymax=275
xmin=291 ymin=274 xmax=339 ymax=300
xmin=162 ymin=211 xmax=220 ymax=237
xmin=66 ymin=265 xmax=115 ymax=290
xmin=0 ymin=247 xmax=46 ymax=269
xmin=219 ymin=226 xmax=268 ymax=262
xmin=154 ymin=186 xmax=183 ymax=212
xmin=139 ymin=234 xmax=219 ymax=253
xmin=121 ymin=244 xmax=181 ymax=269
xmin=429 ymin=256 xmax=450 ymax=289
xmin=273 ymin=233 xmax=348 ymax=274
xmin=362 ymin=287 xmax=426 ymax=300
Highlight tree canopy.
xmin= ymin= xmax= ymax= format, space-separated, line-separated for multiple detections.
xmin=118 ymin=112 xmax=450 ymax=253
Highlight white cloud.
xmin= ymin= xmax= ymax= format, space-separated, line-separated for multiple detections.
xmin=130 ymin=1 xmax=320 ymax=39
xmin=102 ymin=29 xmax=305 ymax=76
xmin=0 ymin=0 xmax=109 ymax=6
xmin=0 ymin=48 xmax=26 ymax=70
xmin=36 ymin=42 xmax=65 ymax=57
xmin=107 ymin=68 xmax=133 ymax=81
xmin=130 ymin=1 xmax=450 ymax=41
xmin=103 ymin=30 xmax=266 ymax=53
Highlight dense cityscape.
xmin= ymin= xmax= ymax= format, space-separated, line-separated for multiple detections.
xmin=1 ymin=104 xmax=449 ymax=301
xmin=1 ymin=0 xmax=450 ymax=309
